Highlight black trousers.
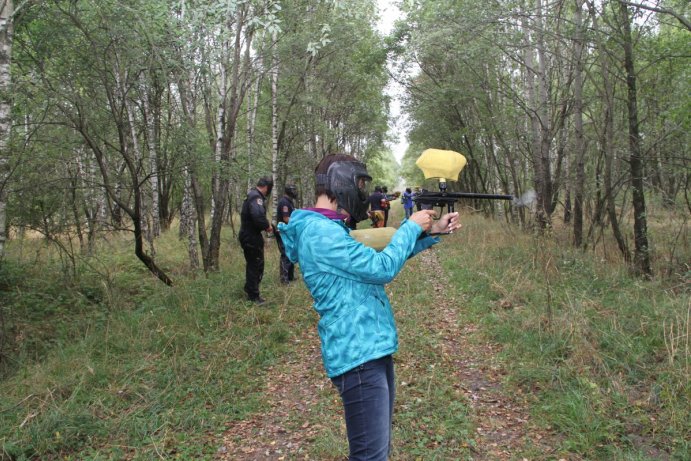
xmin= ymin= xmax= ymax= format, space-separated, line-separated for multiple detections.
xmin=275 ymin=233 xmax=295 ymax=283
xmin=240 ymin=236 xmax=264 ymax=300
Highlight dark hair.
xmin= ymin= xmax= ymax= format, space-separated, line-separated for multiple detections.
xmin=406 ymin=187 xmax=412 ymax=193
xmin=374 ymin=186 xmax=382 ymax=193
xmin=314 ymin=154 xmax=357 ymax=201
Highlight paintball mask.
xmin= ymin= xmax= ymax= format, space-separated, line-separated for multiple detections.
xmin=285 ymin=184 xmax=298 ymax=199
xmin=316 ymin=160 xmax=372 ymax=222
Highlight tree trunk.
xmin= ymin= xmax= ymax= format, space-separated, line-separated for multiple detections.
xmin=176 ymin=4 xmax=207 ymax=271
xmin=586 ymin=4 xmax=626 ymax=256
xmin=521 ymin=4 xmax=550 ymax=229
xmin=210 ymin=47 xmax=227 ymax=229
xmin=270 ymin=30 xmax=279 ymax=223
xmin=619 ymin=0 xmax=652 ymax=277
xmin=573 ymin=0 xmax=586 ymax=247
xmin=247 ymin=35 xmax=264 ymax=192
xmin=124 ymin=81 xmax=155 ymax=260
xmin=141 ymin=78 xmax=161 ymax=238
xmin=206 ymin=4 xmax=253 ymax=272
xmin=0 ymin=0 xmax=13 ymax=259
xmin=535 ymin=0 xmax=555 ymax=225
xmin=181 ymin=166 xmax=199 ymax=270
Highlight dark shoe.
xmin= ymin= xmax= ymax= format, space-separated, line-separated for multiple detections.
xmin=249 ymin=296 xmax=266 ymax=305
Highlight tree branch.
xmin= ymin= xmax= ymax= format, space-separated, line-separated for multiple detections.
xmin=620 ymin=0 xmax=691 ymax=31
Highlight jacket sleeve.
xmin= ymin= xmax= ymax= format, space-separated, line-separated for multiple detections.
xmin=249 ymin=197 xmax=271 ymax=230
xmin=304 ymin=219 xmax=438 ymax=284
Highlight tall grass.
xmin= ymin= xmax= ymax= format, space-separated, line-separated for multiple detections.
xmin=1 ymin=227 xmax=316 ymax=460
xmin=438 ymin=213 xmax=690 ymax=459
xmin=0 ymin=206 xmax=688 ymax=459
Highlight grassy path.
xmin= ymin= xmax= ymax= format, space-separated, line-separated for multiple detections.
xmin=414 ymin=248 xmax=561 ymax=460
xmin=214 ymin=242 xmax=563 ymax=460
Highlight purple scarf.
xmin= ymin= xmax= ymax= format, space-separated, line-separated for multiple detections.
xmin=304 ymin=207 xmax=348 ymax=223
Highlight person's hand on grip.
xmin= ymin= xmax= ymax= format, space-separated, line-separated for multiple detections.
xmin=431 ymin=212 xmax=461 ymax=235
xmin=409 ymin=210 xmax=436 ymax=232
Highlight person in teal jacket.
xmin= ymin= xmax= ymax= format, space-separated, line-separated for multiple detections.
xmin=278 ymin=153 xmax=460 ymax=460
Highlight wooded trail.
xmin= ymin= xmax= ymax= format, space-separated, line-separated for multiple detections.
xmin=214 ymin=247 xmax=563 ymax=460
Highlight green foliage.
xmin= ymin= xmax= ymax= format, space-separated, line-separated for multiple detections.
xmin=393 ymin=0 xmax=690 ymax=222
xmin=366 ymin=148 xmax=400 ymax=191
xmin=399 ymin=142 xmax=428 ymax=188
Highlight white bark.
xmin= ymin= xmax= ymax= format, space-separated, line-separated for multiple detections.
xmin=175 ymin=3 xmax=203 ymax=270
xmin=0 ymin=0 xmax=13 ymax=258
xmin=211 ymin=47 xmax=227 ymax=224
xmin=141 ymin=79 xmax=160 ymax=237
xmin=247 ymin=46 xmax=263 ymax=191
xmin=182 ymin=165 xmax=198 ymax=269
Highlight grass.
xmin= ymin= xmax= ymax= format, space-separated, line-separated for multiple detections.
xmin=437 ymin=212 xmax=690 ymax=460
xmin=0 ymin=204 xmax=689 ymax=460
xmin=1 ymin=228 xmax=318 ymax=460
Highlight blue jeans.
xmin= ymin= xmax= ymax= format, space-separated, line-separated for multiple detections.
xmin=404 ymin=207 xmax=413 ymax=219
xmin=331 ymin=355 xmax=395 ymax=461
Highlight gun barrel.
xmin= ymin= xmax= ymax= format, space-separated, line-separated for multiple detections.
xmin=448 ymin=192 xmax=513 ymax=200
xmin=414 ymin=192 xmax=513 ymax=202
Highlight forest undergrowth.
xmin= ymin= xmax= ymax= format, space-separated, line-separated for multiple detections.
xmin=0 ymin=204 xmax=688 ymax=460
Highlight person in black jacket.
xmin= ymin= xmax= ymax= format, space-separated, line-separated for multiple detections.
xmin=275 ymin=184 xmax=297 ymax=284
xmin=239 ymin=177 xmax=273 ymax=304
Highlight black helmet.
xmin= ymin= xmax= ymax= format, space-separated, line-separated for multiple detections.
xmin=316 ymin=160 xmax=372 ymax=222
xmin=285 ymin=184 xmax=298 ymax=199
xmin=257 ymin=176 xmax=273 ymax=196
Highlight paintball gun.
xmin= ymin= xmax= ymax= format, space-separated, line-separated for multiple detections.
xmin=350 ymin=148 xmax=513 ymax=248
xmin=413 ymin=149 xmax=513 ymax=222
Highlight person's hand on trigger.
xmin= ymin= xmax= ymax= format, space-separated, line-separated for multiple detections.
xmin=409 ymin=210 xmax=436 ymax=232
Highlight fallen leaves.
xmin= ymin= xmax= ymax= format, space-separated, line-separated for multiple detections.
xmin=213 ymin=327 xmax=343 ymax=460
xmin=416 ymin=249 xmax=562 ymax=460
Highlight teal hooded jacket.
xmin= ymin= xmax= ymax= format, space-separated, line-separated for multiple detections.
xmin=278 ymin=209 xmax=439 ymax=378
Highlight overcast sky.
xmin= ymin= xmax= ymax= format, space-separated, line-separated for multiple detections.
xmin=376 ymin=0 xmax=408 ymax=164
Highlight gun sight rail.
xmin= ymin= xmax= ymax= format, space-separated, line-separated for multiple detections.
xmin=414 ymin=191 xmax=513 ymax=213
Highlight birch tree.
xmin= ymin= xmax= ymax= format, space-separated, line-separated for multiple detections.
xmin=204 ymin=1 xmax=255 ymax=272
xmin=0 ymin=0 xmax=12 ymax=259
